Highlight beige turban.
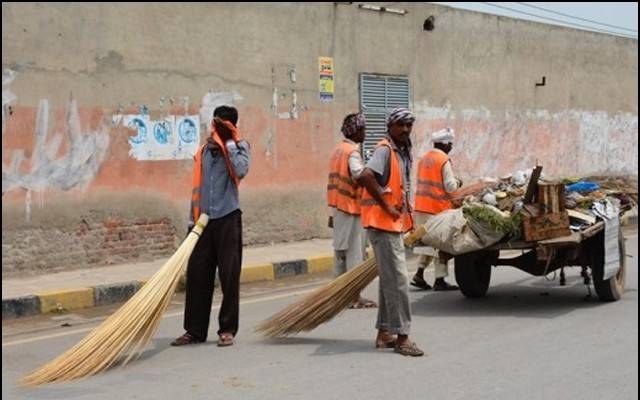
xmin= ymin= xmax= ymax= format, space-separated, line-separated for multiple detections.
xmin=431 ymin=127 xmax=455 ymax=144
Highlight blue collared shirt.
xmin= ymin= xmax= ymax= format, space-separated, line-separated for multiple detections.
xmin=191 ymin=140 xmax=251 ymax=223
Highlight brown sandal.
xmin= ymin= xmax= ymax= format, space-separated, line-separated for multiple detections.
xmin=217 ymin=333 xmax=234 ymax=347
xmin=349 ymin=298 xmax=378 ymax=309
xmin=171 ymin=332 xmax=204 ymax=346
xmin=394 ymin=341 xmax=425 ymax=357
xmin=375 ymin=332 xmax=396 ymax=349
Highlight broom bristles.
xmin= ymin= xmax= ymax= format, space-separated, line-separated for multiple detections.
xmin=18 ymin=214 xmax=210 ymax=386
xmin=255 ymin=256 xmax=378 ymax=337
xmin=255 ymin=225 xmax=427 ymax=337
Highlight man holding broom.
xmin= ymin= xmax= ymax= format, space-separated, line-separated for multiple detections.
xmin=411 ymin=127 xmax=461 ymax=291
xmin=327 ymin=112 xmax=377 ymax=309
xmin=359 ymin=108 xmax=424 ymax=357
xmin=172 ymin=105 xmax=251 ymax=347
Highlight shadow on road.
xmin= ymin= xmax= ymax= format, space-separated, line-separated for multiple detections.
xmin=409 ymin=276 xmax=635 ymax=320
xmin=260 ymin=337 xmax=379 ymax=356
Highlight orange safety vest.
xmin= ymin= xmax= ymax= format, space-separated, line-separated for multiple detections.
xmin=361 ymin=138 xmax=413 ymax=233
xmin=414 ymin=150 xmax=452 ymax=214
xmin=327 ymin=141 xmax=362 ymax=215
xmin=191 ymin=125 xmax=240 ymax=222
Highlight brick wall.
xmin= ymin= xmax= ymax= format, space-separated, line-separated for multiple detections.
xmin=2 ymin=216 xmax=178 ymax=278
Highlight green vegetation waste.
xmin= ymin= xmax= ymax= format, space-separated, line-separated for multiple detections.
xmin=463 ymin=203 xmax=523 ymax=240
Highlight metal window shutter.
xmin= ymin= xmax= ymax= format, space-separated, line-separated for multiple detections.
xmin=359 ymin=74 xmax=410 ymax=160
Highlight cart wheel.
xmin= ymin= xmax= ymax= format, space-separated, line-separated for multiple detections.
xmin=454 ymin=251 xmax=497 ymax=298
xmin=591 ymin=229 xmax=626 ymax=302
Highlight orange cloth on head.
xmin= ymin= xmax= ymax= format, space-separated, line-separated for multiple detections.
xmin=224 ymin=120 xmax=242 ymax=143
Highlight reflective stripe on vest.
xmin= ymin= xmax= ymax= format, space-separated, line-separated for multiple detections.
xmin=414 ymin=150 xmax=452 ymax=214
xmin=360 ymin=138 xmax=413 ymax=233
xmin=327 ymin=141 xmax=362 ymax=215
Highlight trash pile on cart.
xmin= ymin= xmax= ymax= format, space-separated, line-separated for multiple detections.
xmin=416 ymin=166 xmax=637 ymax=254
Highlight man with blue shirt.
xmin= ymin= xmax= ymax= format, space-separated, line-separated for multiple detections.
xmin=172 ymin=105 xmax=250 ymax=347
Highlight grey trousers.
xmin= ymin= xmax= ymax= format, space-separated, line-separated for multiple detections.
xmin=367 ymin=228 xmax=412 ymax=335
xmin=334 ymin=246 xmax=366 ymax=277
xmin=333 ymin=210 xmax=367 ymax=276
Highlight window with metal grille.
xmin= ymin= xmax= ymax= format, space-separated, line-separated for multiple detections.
xmin=359 ymin=74 xmax=410 ymax=161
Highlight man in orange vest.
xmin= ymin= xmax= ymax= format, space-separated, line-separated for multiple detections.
xmin=327 ymin=112 xmax=377 ymax=309
xmin=411 ymin=127 xmax=461 ymax=291
xmin=172 ymin=105 xmax=251 ymax=347
xmin=359 ymin=108 xmax=424 ymax=357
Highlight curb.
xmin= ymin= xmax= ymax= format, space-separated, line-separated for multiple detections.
xmin=2 ymin=254 xmax=334 ymax=320
xmin=4 ymin=208 xmax=638 ymax=321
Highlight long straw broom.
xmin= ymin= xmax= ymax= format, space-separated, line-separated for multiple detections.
xmin=255 ymin=225 xmax=426 ymax=337
xmin=19 ymin=214 xmax=210 ymax=386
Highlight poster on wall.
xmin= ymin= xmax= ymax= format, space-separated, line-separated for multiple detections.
xmin=319 ymin=57 xmax=334 ymax=102
xmin=125 ymin=115 xmax=200 ymax=160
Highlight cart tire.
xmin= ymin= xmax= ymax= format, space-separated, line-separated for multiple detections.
xmin=591 ymin=230 xmax=626 ymax=302
xmin=454 ymin=251 xmax=496 ymax=298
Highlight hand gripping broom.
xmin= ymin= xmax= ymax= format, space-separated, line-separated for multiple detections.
xmin=19 ymin=214 xmax=210 ymax=386
xmin=255 ymin=225 xmax=426 ymax=337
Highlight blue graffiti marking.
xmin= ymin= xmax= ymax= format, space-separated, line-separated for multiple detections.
xmin=154 ymin=121 xmax=172 ymax=145
xmin=178 ymin=118 xmax=197 ymax=144
xmin=127 ymin=117 xmax=147 ymax=145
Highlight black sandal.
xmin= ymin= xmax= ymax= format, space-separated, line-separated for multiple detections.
xmin=410 ymin=277 xmax=432 ymax=290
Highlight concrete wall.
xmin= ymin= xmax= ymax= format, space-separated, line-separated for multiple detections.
xmin=2 ymin=2 xmax=637 ymax=275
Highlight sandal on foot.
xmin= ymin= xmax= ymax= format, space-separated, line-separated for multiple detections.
xmin=171 ymin=332 xmax=204 ymax=346
xmin=394 ymin=341 xmax=424 ymax=357
xmin=349 ymin=298 xmax=378 ymax=309
xmin=433 ymin=280 xmax=459 ymax=291
xmin=217 ymin=333 xmax=234 ymax=347
xmin=375 ymin=332 xmax=397 ymax=349
xmin=410 ymin=277 xmax=432 ymax=290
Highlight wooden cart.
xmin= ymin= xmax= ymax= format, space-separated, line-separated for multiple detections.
xmin=450 ymin=218 xmax=628 ymax=302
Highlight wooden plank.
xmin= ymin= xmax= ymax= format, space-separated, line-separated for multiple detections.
xmin=523 ymin=213 xmax=570 ymax=242
xmin=538 ymin=182 xmax=565 ymax=213
xmin=567 ymin=209 xmax=596 ymax=224
xmin=522 ymin=210 xmax=571 ymax=241
xmin=488 ymin=222 xmax=603 ymax=250
xmin=488 ymin=234 xmax=580 ymax=250
xmin=487 ymin=241 xmax=535 ymax=250
xmin=537 ymin=231 xmax=582 ymax=245
xmin=580 ymin=221 xmax=604 ymax=240
xmin=524 ymin=165 xmax=543 ymax=204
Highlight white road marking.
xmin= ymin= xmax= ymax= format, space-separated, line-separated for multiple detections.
xmin=2 ymin=287 xmax=317 ymax=347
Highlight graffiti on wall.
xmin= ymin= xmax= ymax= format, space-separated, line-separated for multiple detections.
xmin=413 ymin=103 xmax=638 ymax=179
xmin=116 ymin=113 xmax=200 ymax=160
xmin=2 ymin=69 xmax=17 ymax=134
xmin=114 ymin=89 xmax=242 ymax=161
xmin=2 ymin=70 xmax=110 ymax=197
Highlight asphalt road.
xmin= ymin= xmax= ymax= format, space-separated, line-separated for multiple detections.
xmin=3 ymin=230 xmax=637 ymax=400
